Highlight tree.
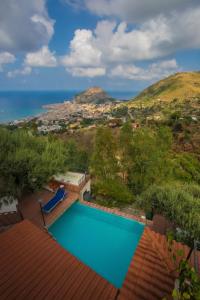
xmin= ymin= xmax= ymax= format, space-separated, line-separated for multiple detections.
xmin=172 ymin=153 xmax=200 ymax=184
xmin=65 ymin=139 xmax=89 ymax=172
xmin=119 ymin=121 xmax=134 ymax=181
xmin=127 ymin=127 xmax=173 ymax=193
xmin=167 ymin=231 xmax=200 ymax=300
xmin=0 ymin=128 xmax=67 ymax=199
xmin=111 ymin=105 xmax=128 ymax=118
xmin=137 ymin=184 xmax=200 ymax=242
xmin=90 ymin=127 xmax=119 ymax=179
xmin=94 ymin=178 xmax=133 ymax=205
xmin=90 ymin=127 xmax=134 ymax=204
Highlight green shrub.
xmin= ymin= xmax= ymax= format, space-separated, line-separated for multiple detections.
xmin=137 ymin=184 xmax=200 ymax=241
xmin=94 ymin=178 xmax=134 ymax=205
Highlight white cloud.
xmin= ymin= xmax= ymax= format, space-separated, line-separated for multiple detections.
xmin=0 ymin=52 xmax=15 ymax=71
xmin=0 ymin=0 xmax=54 ymax=52
xmin=6 ymin=46 xmax=57 ymax=77
xmin=7 ymin=66 xmax=32 ymax=78
xmin=110 ymin=59 xmax=179 ymax=81
xmin=68 ymin=67 xmax=106 ymax=77
xmin=61 ymin=29 xmax=102 ymax=67
xmin=31 ymin=15 xmax=54 ymax=39
xmin=25 ymin=46 xmax=57 ymax=67
xmin=96 ymin=8 xmax=200 ymax=62
xmin=63 ymin=4 xmax=200 ymax=78
xmin=85 ymin=0 xmax=199 ymax=23
xmin=61 ymin=29 xmax=105 ymax=77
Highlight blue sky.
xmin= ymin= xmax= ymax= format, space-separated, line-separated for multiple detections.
xmin=0 ymin=0 xmax=200 ymax=91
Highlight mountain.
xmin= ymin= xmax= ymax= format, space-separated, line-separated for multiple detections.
xmin=73 ymin=87 xmax=116 ymax=104
xmin=130 ymin=72 xmax=200 ymax=103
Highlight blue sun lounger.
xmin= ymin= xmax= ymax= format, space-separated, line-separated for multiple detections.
xmin=42 ymin=187 xmax=67 ymax=213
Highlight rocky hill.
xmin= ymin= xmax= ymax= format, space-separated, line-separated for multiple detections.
xmin=73 ymin=87 xmax=116 ymax=104
xmin=131 ymin=72 xmax=200 ymax=103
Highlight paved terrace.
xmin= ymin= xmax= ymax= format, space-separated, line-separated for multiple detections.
xmin=19 ymin=189 xmax=78 ymax=228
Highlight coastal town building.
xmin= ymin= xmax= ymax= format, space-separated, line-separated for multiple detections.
xmin=37 ymin=124 xmax=62 ymax=133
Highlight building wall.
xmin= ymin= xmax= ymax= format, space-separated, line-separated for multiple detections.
xmin=0 ymin=211 xmax=21 ymax=227
xmin=152 ymin=214 xmax=174 ymax=235
xmin=48 ymin=175 xmax=91 ymax=199
xmin=80 ymin=179 xmax=91 ymax=201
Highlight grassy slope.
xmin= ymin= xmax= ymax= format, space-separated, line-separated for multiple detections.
xmin=123 ymin=72 xmax=200 ymax=155
xmin=129 ymin=72 xmax=200 ymax=105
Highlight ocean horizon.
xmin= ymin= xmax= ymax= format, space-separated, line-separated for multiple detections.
xmin=0 ymin=90 xmax=138 ymax=123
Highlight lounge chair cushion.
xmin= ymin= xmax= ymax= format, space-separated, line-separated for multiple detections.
xmin=42 ymin=188 xmax=67 ymax=213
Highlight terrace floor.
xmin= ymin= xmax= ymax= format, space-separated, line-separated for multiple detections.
xmin=19 ymin=189 xmax=78 ymax=228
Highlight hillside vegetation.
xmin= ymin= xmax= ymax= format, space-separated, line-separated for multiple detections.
xmin=131 ymin=71 xmax=200 ymax=103
xmin=123 ymin=72 xmax=200 ymax=155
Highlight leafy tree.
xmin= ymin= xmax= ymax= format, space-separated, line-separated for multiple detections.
xmin=172 ymin=153 xmax=200 ymax=184
xmin=80 ymin=118 xmax=94 ymax=127
xmin=94 ymin=178 xmax=134 ymax=205
xmin=119 ymin=121 xmax=134 ymax=181
xmin=167 ymin=232 xmax=200 ymax=300
xmin=90 ymin=127 xmax=119 ymax=179
xmin=65 ymin=139 xmax=89 ymax=172
xmin=0 ymin=128 xmax=67 ymax=199
xmin=127 ymin=127 xmax=173 ymax=193
xmin=111 ymin=106 xmax=128 ymax=118
xmin=90 ymin=126 xmax=135 ymax=204
xmin=137 ymin=184 xmax=200 ymax=241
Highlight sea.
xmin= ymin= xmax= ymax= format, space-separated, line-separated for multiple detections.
xmin=0 ymin=90 xmax=138 ymax=123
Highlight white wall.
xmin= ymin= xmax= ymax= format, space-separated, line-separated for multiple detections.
xmin=80 ymin=179 xmax=91 ymax=201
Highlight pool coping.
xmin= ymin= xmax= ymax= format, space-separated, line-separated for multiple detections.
xmin=47 ymin=199 xmax=146 ymax=289
xmin=80 ymin=200 xmax=151 ymax=226
xmin=45 ymin=199 xmax=156 ymax=298
xmin=47 ymin=199 xmax=150 ymax=229
xmin=46 ymin=198 xmax=79 ymax=228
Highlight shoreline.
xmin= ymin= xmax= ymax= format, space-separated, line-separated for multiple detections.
xmin=0 ymin=98 xmax=71 ymax=125
xmin=0 ymin=92 xmax=132 ymax=126
xmin=1 ymin=98 xmax=127 ymax=126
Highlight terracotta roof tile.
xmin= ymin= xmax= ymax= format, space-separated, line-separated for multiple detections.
xmin=1 ymin=202 xmax=199 ymax=300
xmin=119 ymin=228 xmax=175 ymax=300
xmin=0 ymin=220 xmax=117 ymax=300
xmin=119 ymin=226 xmax=200 ymax=300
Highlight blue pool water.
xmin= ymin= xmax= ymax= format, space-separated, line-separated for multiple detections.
xmin=49 ymin=202 xmax=144 ymax=288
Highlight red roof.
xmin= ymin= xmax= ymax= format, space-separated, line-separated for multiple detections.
xmin=0 ymin=212 xmax=199 ymax=300
xmin=0 ymin=220 xmax=117 ymax=300
xmin=120 ymin=227 xmax=199 ymax=300
xmin=119 ymin=228 xmax=174 ymax=299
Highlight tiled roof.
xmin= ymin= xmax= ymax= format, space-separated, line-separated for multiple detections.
xmin=119 ymin=228 xmax=174 ymax=300
xmin=0 ymin=220 xmax=117 ymax=300
xmin=119 ymin=227 xmax=200 ymax=300
xmin=82 ymin=201 xmax=200 ymax=300
xmin=0 ymin=204 xmax=199 ymax=300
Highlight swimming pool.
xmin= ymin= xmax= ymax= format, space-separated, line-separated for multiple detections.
xmin=49 ymin=202 xmax=144 ymax=288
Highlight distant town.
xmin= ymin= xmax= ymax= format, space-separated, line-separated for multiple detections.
xmin=8 ymin=87 xmax=128 ymax=134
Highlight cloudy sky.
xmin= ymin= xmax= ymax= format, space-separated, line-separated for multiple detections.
xmin=0 ymin=0 xmax=200 ymax=91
